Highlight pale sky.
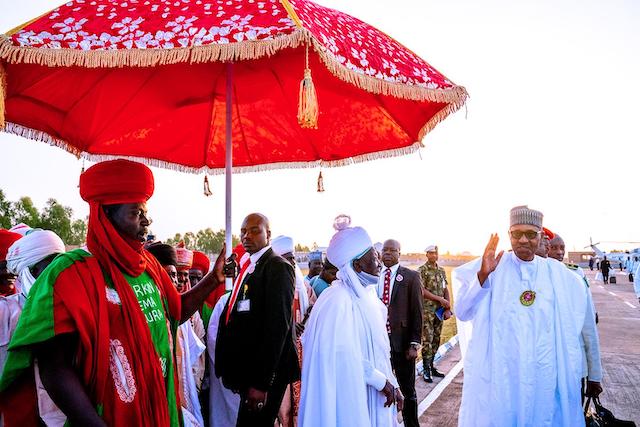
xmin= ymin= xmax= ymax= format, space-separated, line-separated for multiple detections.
xmin=1 ymin=0 xmax=639 ymax=255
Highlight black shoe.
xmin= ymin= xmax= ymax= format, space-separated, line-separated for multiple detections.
xmin=422 ymin=370 xmax=433 ymax=383
xmin=431 ymin=367 xmax=445 ymax=378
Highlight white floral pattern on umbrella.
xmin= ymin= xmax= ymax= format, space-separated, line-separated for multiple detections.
xmin=290 ymin=0 xmax=454 ymax=90
xmin=11 ymin=0 xmax=298 ymax=51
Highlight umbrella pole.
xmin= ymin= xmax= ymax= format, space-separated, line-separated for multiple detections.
xmin=224 ymin=62 xmax=233 ymax=291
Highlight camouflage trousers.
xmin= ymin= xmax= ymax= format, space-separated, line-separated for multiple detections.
xmin=421 ymin=311 xmax=443 ymax=361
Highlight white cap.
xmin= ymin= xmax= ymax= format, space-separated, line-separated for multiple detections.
xmin=510 ymin=205 xmax=543 ymax=228
xmin=326 ymin=215 xmax=372 ymax=269
xmin=272 ymin=235 xmax=294 ymax=256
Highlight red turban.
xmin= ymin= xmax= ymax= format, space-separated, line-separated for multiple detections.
xmin=542 ymin=227 xmax=554 ymax=240
xmin=0 ymin=230 xmax=22 ymax=261
xmin=79 ymin=159 xmax=154 ymax=204
xmin=191 ymin=251 xmax=210 ymax=274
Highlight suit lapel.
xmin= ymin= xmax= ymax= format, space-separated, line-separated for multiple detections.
xmin=245 ymin=248 xmax=272 ymax=287
xmin=390 ymin=266 xmax=403 ymax=304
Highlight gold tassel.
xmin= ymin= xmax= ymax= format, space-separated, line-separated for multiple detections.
xmin=0 ymin=62 xmax=6 ymax=130
xmin=298 ymin=44 xmax=318 ymax=129
xmin=317 ymin=171 xmax=325 ymax=193
xmin=203 ymin=175 xmax=213 ymax=197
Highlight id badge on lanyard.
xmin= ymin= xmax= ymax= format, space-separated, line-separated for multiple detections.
xmin=237 ymin=299 xmax=251 ymax=312
xmin=237 ymin=282 xmax=250 ymax=312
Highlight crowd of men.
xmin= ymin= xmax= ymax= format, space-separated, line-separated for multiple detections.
xmin=0 ymin=160 xmax=607 ymax=427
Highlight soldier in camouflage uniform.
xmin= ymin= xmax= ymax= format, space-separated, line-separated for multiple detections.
xmin=418 ymin=245 xmax=452 ymax=382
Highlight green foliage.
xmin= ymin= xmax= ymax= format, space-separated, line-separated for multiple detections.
xmin=40 ymin=199 xmax=73 ymax=242
xmin=12 ymin=197 xmax=41 ymax=229
xmin=0 ymin=190 xmax=14 ymax=229
xmin=165 ymin=228 xmax=239 ymax=254
xmin=69 ymin=219 xmax=88 ymax=246
xmin=295 ymin=243 xmax=310 ymax=252
xmin=0 ymin=189 xmax=87 ymax=245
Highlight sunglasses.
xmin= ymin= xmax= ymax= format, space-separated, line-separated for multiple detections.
xmin=509 ymin=230 xmax=541 ymax=240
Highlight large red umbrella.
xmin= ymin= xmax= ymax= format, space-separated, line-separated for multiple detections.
xmin=0 ymin=0 xmax=467 ymax=282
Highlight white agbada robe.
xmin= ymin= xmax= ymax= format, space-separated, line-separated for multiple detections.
xmin=206 ymin=293 xmax=240 ymax=427
xmin=453 ymin=252 xmax=588 ymax=427
xmin=298 ymin=266 xmax=399 ymax=427
xmin=634 ymin=263 xmax=640 ymax=298
xmin=4 ymin=230 xmax=66 ymax=426
xmin=567 ymin=264 xmax=602 ymax=381
xmin=177 ymin=319 xmax=206 ymax=427
xmin=0 ymin=293 xmax=24 ymax=373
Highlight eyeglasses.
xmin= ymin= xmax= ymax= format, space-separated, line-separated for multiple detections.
xmin=509 ymin=230 xmax=541 ymax=240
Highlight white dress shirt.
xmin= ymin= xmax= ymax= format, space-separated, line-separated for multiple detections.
xmin=377 ymin=263 xmax=400 ymax=301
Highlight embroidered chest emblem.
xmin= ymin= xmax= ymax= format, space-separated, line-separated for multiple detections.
xmin=520 ymin=290 xmax=536 ymax=306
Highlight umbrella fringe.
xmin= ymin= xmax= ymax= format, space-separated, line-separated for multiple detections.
xmin=3 ymin=120 xmax=435 ymax=175
xmin=307 ymin=33 xmax=468 ymax=104
xmin=0 ymin=62 xmax=5 ymax=129
xmin=417 ymin=95 xmax=468 ymax=141
xmin=0 ymin=32 xmax=307 ymax=68
xmin=1 ymin=32 xmax=466 ymax=105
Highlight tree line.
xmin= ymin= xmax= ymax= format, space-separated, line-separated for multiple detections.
xmin=0 ymin=189 xmax=87 ymax=245
xmin=163 ymin=231 xmax=312 ymax=255
xmin=0 ymin=188 xmax=315 ymax=253
xmin=164 ymin=229 xmax=240 ymax=255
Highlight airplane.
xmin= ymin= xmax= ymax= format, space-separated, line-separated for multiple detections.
xmin=587 ymin=237 xmax=640 ymax=269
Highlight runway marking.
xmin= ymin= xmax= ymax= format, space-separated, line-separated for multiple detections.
xmin=624 ymin=301 xmax=637 ymax=309
xmin=608 ymin=291 xmax=617 ymax=296
xmin=418 ymin=359 xmax=464 ymax=417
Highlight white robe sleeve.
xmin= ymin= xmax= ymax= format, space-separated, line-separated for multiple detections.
xmin=582 ymin=288 xmax=603 ymax=382
xmin=363 ymin=360 xmax=388 ymax=391
xmin=454 ymin=258 xmax=492 ymax=322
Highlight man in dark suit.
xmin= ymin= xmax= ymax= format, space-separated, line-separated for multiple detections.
xmin=378 ymin=239 xmax=423 ymax=427
xmin=215 ymin=213 xmax=299 ymax=427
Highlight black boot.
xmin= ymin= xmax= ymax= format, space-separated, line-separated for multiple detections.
xmin=422 ymin=360 xmax=432 ymax=383
xmin=430 ymin=357 xmax=445 ymax=378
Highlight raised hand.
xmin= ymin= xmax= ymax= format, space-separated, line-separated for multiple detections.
xmin=478 ymin=233 xmax=504 ymax=285
xmin=212 ymin=244 xmax=237 ymax=283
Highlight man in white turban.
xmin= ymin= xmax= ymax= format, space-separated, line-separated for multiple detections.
xmin=453 ymin=206 xmax=597 ymax=427
xmin=272 ymin=235 xmax=316 ymax=324
xmin=2 ymin=229 xmax=66 ymax=425
xmin=271 ymin=235 xmax=316 ymax=427
xmin=2 ymin=229 xmax=66 ymax=368
xmin=298 ymin=216 xmax=402 ymax=427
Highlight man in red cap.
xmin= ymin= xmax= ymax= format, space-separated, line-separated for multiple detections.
xmin=190 ymin=251 xmax=210 ymax=287
xmin=0 ymin=230 xmax=22 ymax=297
xmin=535 ymin=227 xmax=555 ymax=258
xmin=176 ymin=243 xmax=194 ymax=293
xmin=0 ymin=160 xmax=228 ymax=427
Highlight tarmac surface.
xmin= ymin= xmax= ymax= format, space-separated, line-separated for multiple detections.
xmin=414 ymin=268 xmax=640 ymax=426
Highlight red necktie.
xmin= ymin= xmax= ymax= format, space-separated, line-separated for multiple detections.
xmin=382 ymin=268 xmax=391 ymax=306
xmin=382 ymin=268 xmax=391 ymax=333
xmin=225 ymin=258 xmax=251 ymax=325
